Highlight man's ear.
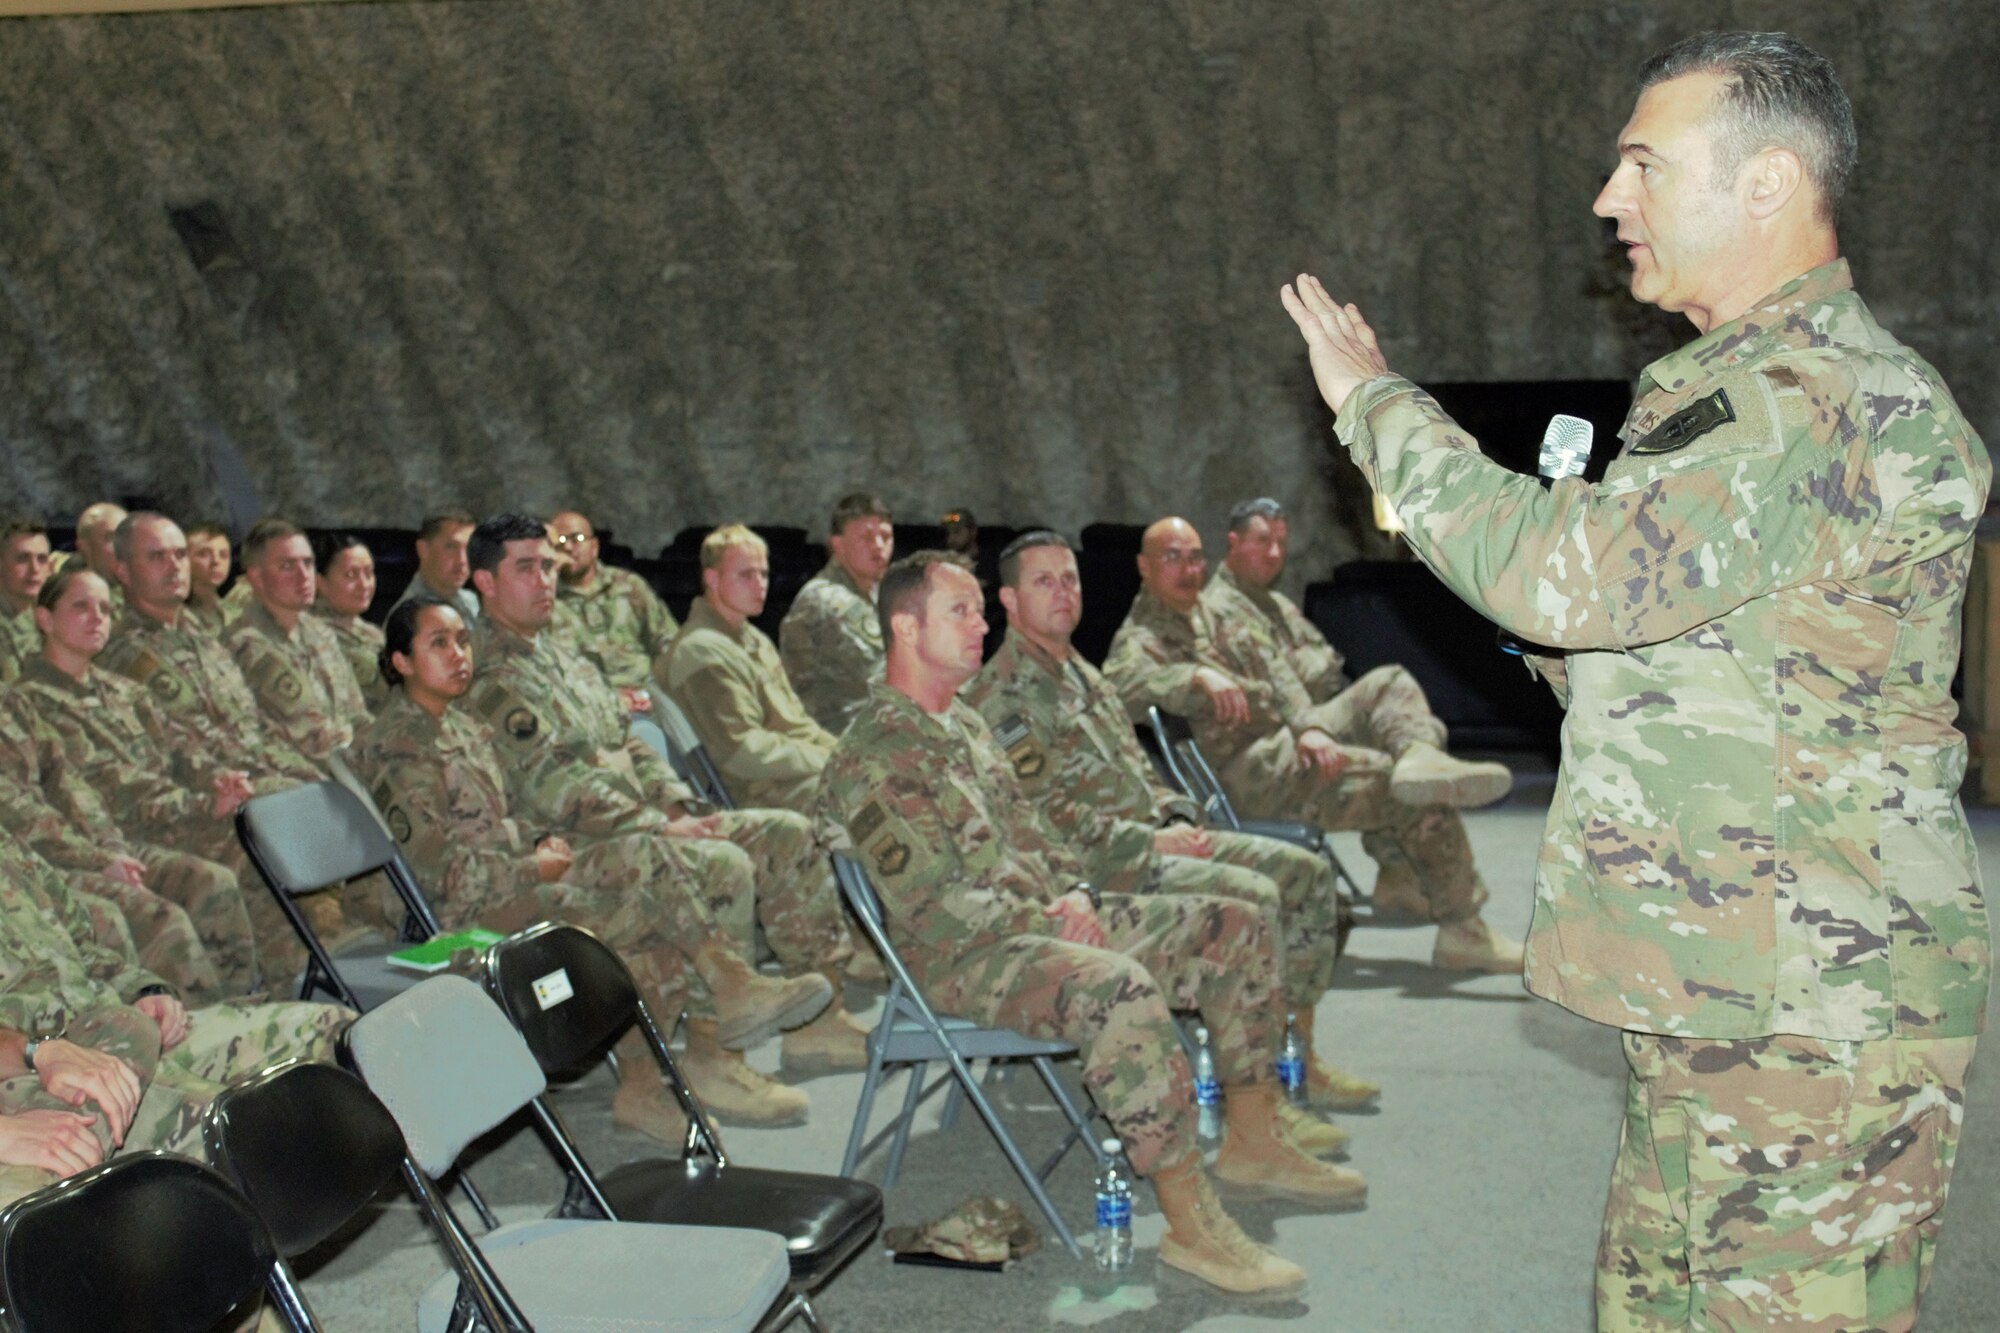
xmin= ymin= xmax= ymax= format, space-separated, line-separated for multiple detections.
xmin=998 ymin=585 xmax=1019 ymax=619
xmin=471 ymin=568 xmax=496 ymax=599
xmin=1742 ymin=146 xmax=1804 ymax=221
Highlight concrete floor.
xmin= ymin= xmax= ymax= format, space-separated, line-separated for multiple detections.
xmin=296 ymin=772 xmax=2000 ymax=1331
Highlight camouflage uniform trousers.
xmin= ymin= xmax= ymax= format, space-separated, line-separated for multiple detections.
xmin=454 ymin=832 xmax=756 ymax=1027
xmin=909 ymin=892 xmax=1280 ymax=1175
xmin=1301 ymin=664 xmax=1447 ymax=758
xmin=1223 ymin=739 xmax=1485 ymax=926
xmin=77 ymin=879 xmax=224 ymax=1005
xmin=1152 ymin=829 xmax=1345 ymax=1004
xmin=707 ymin=808 xmax=855 ymax=979
xmin=1598 ymin=1030 xmax=1977 ymax=1333
xmin=128 ymin=844 xmax=260 ymax=999
xmin=146 ymin=817 xmax=306 ymax=995
xmin=0 ymin=1000 xmax=351 ymax=1205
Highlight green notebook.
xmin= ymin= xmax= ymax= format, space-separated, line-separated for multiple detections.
xmin=386 ymin=928 xmax=505 ymax=974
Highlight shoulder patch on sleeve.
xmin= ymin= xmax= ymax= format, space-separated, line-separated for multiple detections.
xmin=993 ymin=713 xmax=1047 ymax=781
xmin=503 ymin=707 xmax=539 ymax=741
xmin=1631 ymin=388 xmax=1735 ymax=456
xmin=852 ymin=799 xmax=888 ymax=843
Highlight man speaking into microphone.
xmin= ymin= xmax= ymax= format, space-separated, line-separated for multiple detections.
xmin=1283 ymin=31 xmax=1988 ymax=1333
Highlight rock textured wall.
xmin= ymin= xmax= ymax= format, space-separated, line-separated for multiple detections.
xmin=1 ymin=0 xmax=1992 ymax=588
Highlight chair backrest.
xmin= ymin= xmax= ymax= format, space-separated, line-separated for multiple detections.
xmin=831 ymin=854 xmax=922 ymax=1002
xmin=1145 ymin=707 xmax=1241 ymax=829
xmin=650 ymin=695 xmax=737 ymax=810
xmin=235 ymin=780 xmax=399 ymax=894
xmin=341 ymin=974 xmax=548 ymax=1178
xmin=628 ymin=712 xmax=674 ymax=766
xmin=0 ymin=1153 xmax=277 ymax=1333
xmin=204 ymin=1061 xmax=406 ymax=1259
xmin=483 ymin=922 xmax=641 ymax=1075
xmin=325 ymin=746 xmax=395 ymax=837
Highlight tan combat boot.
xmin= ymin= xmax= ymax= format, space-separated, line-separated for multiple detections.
xmin=1152 ymin=1153 xmax=1306 ymax=1295
xmin=1275 ymin=1101 xmax=1350 ymax=1156
xmin=844 ymin=949 xmax=888 ymax=986
xmin=1212 ymin=1083 xmax=1368 ymax=1207
xmin=1388 ymin=742 xmax=1512 ymax=810
xmin=1431 ymin=916 xmax=1524 ymax=974
xmin=610 ymin=1032 xmax=691 ymax=1148
xmin=1366 ymin=856 xmax=1431 ymax=924
xmin=680 ymin=1018 xmax=810 ymax=1127
xmin=694 ymin=942 xmax=834 ymax=1051
xmin=780 ymin=977 xmax=873 ymax=1074
xmin=1296 ymin=1009 xmax=1379 ymax=1112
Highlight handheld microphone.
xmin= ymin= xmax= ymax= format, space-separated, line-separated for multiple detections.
xmin=1498 ymin=414 xmax=1595 ymax=656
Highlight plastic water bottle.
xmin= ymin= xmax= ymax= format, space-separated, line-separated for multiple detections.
xmin=1192 ymin=1025 xmax=1222 ymax=1149
xmin=1276 ymin=1012 xmax=1308 ymax=1107
xmin=1093 ymin=1139 xmax=1133 ymax=1272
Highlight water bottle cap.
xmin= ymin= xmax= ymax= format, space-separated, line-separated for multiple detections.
xmin=1100 ymin=1138 xmax=1123 ymax=1155
xmin=1285 ymin=1011 xmax=1297 ymax=1024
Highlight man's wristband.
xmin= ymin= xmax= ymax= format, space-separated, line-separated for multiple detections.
xmin=1070 ymin=881 xmax=1101 ymax=912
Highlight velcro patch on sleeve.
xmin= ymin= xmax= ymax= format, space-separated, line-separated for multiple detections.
xmin=1631 ymin=388 xmax=1735 ymax=456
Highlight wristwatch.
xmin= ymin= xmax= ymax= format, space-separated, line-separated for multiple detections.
xmin=1070 ymin=880 xmax=1101 ymax=912
xmin=22 ymin=1037 xmax=46 ymax=1073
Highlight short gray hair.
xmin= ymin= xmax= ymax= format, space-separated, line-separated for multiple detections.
xmin=1226 ymin=498 xmax=1286 ymax=535
xmin=1640 ymin=31 xmax=1856 ymax=225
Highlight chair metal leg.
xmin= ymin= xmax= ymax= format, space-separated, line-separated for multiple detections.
xmin=947 ymin=1053 xmax=1083 ymax=1258
xmin=752 ymin=1290 xmax=810 ymax=1333
xmin=456 ymin=1173 xmax=501 ymax=1232
xmin=840 ymin=1047 xmax=890 ymax=1177
xmin=265 ymin=1259 xmax=323 ymax=1332
xmin=939 ymin=1065 xmax=967 ymax=1131
xmin=1029 ymin=1055 xmax=1109 ymax=1178
xmin=881 ymin=1062 xmax=929 ymax=1189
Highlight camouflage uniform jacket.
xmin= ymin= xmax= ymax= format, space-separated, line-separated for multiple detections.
xmin=225 ymin=602 xmax=370 ymax=763
xmin=349 ymin=690 xmax=543 ymax=909
xmin=0 ymin=606 xmax=35 ymax=684
xmin=0 ymin=727 xmax=125 ymax=874
xmin=558 ymin=565 xmax=679 ymax=692
xmin=965 ymin=629 xmax=1199 ymax=895
xmin=1 ymin=658 xmax=218 ymax=840
xmin=0 ymin=838 xmax=166 ymax=1036
xmin=815 ymin=682 xmax=1091 ymax=965
xmin=97 ymin=607 xmax=321 ymax=786
xmin=180 ymin=596 xmax=228 ymax=637
xmin=779 ymin=561 xmax=884 ymax=734
xmin=1335 ymin=259 xmax=1991 ymax=1041
xmin=1102 ymin=587 xmax=1319 ymax=771
xmin=317 ymin=607 xmax=389 ymax=714
xmin=388 ymin=573 xmax=479 ymax=625
xmin=1208 ymin=565 xmax=1349 ymax=703
xmin=465 ymin=618 xmax=695 ymax=841
xmin=658 ymin=598 xmax=834 ymax=810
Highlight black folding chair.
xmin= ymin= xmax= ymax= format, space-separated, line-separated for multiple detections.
xmin=833 ymin=854 xmax=1108 ymax=1259
xmin=204 ymin=1061 xmax=420 ymax=1333
xmin=483 ymin=923 xmax=881 ymax=1325
xmin=0 ymin=1152 xmax=297 ymax=1333
xmin=234 ymin=780 xmax=446 ymax=1011
xmin=1143 ymin=706 xmax=1370 ymax=917
xmin=648 ymin=695 xmax=738 ymax=810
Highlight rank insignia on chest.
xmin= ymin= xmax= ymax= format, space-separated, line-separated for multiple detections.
xmin=992 ymin=714 xmax=1046 ymax=780
xmin=504 ymin=708 xmax=539 ymax=741
xmin=386 ymin=805 xmax=413 ymax=843
xmin=1630 ymin=388 xmax=1736 ymax=456
xmin=871 ymin=834 xmax=910 ymax=877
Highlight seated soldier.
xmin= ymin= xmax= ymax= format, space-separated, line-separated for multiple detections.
xmin=224 ymin=517 xmax=371 ymax=763
xmin=389 ymin=512 xmax=480 ymax=624
xmin=463 ymin=514 xmax=864 ymax=1122
xmin=314 ymin=533 xmax=387 ymax=714
xmin=779 ymin=492 xmax=893 ymax=735
xmin=1 ymin=566 xmax=270 ymax=996
xmin=351 ymin=598 xmax=833 ymax=1145
xmin=656 ymin=525 xmax=837 ymax=814
xmin=182 ymin=520 xmax=237 ymax=635
xmin=1107 ymin=517 xmax=1522 ymax=973
xmin=72 ymin=501 xmax=128 ymax=616
xmin=0 ymin=760 xmax=226 ymax=1003
xmin=0 ymin=517 xmax=52 ymax=682
xmin=0 ymin=839 xmax=348 ymax=1211
xmin=549 ymin=509 xmax=679 ymax=711
xmin=817 ymin=552 xmax=1368 ymax=1297
xmin=968 ymin=531 xmax=1374 ymax=1120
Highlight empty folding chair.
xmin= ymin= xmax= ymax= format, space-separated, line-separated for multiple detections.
xmin=204 ymin=1061 xmax=418 ymax=1333
xmin=832 ymin=854 xmax=1107 ymax=1259
xmin=0 ymin=1152 xmax=298 ymax=1333
xmin=483 ymin=922 xmax=881 ymax=1323
xmin=342 ymin=973 xmax=792 ymax=1333
xmin=1144 ymin=706 xmax=1369 ymax=914
xmin=234 ymin=780 xmax=447 ymax=1011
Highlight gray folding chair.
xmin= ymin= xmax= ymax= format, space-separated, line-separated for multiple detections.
xmin=1143 ymin=706 xmax=1370 ymax=915
xmin=341 ymin=973 xmax=793 ymax=1333
xmin=649 ymin=694 xmax=738 ymax=810
xmin=832 ymin=854 xmax=1108 ymax=1259
xmin=234 ymin=780 xmax=447 ymax=1012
